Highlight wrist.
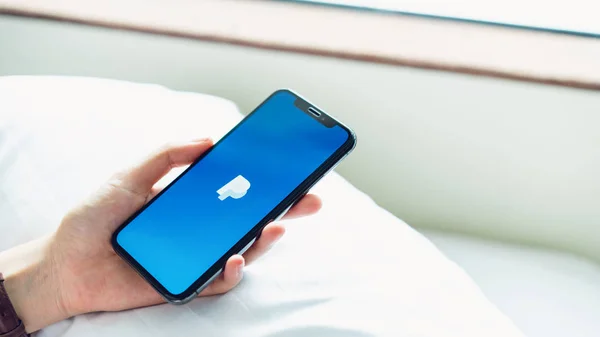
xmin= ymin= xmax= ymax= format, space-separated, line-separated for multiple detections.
xmin=0 ymin=236 xmax=68 ymax=333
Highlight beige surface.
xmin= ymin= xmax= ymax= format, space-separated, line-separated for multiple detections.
xmin=1 ymin=0 xmax=599 ymax=90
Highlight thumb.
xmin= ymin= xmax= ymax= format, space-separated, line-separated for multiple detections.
xmin=117 ymin=138 xmax=213 ymax=196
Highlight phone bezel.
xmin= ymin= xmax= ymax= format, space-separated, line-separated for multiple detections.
xmin=111 ymin=89 xmax=357 ymax=303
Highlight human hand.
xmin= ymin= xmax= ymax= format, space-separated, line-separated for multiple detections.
xmin=2 ymin=139 xmax=321 ymax=332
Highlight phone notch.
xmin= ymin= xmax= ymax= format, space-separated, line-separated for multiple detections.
xmin=294 ymin=97 xmax=336 ymax=128
xmin=307 ymin=107 xmax=321 ymax=117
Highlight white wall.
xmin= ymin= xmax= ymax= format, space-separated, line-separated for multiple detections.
xmin=299 ymin=0 xmax=600 ymax=35
xmin=1 ymin=16 xmax=600 ymax=261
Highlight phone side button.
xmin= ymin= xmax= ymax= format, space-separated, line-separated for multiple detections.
xmin=274 ymin=205 xmax=293 ymax=222
xmin=237 ymin=237 xmax=256 ymax=256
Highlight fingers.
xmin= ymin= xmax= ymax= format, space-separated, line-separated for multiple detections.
xmin=119 ymin=139 xmax=213 ymax=197
xmin=147 ymin=184 xmax=166 ymax=202
xmin=185 ymin=195 xmax=320 ymax=298
xmin=198 ymin=255 xmax=245 ymax=296
xmin=196 ymin=223 xmax=288 ymax=297
xmin=281 ymin=194 xmax=322 ymax=220
xmin=242 ymin=223 xmax=285 ymax=265
xmin=196 ymin=225 xmax=283 ymax=297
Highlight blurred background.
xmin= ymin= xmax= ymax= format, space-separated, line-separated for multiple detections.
xmin=1 ymin=1 xmax=599 ymax=336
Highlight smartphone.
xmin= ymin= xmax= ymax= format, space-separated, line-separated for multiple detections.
xmin=111 ymin=89 xmax=356 ymax=304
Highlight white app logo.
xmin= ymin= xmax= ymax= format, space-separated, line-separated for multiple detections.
xmin=217 ymin=175 xmax=251 ymax=201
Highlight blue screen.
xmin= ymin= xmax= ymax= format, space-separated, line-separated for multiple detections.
xmin=116 ymin=91 xmax=349 ymax=295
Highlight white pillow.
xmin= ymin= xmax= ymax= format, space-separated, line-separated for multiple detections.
xmin=0 ymin=76 xmax=524 ymax=337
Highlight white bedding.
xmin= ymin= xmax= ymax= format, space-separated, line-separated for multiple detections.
xmin=0 ymin=76 xmax=524 ymax=337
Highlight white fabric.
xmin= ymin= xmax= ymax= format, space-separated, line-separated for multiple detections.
xmin=423 ymin=229 xmax=600 ymax=337
xmin=0 ymin=76 xmax=524 ymax=337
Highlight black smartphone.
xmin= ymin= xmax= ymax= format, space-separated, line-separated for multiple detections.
xmin=111 ymin=89 xmax=356 ymax=304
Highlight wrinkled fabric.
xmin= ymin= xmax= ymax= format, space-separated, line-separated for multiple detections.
xmin=0 ymin=76 xmax=524 ymax=337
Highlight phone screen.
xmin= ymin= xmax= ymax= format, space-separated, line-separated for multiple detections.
xmin=114 ymin=90 xmax=352 ymax=297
